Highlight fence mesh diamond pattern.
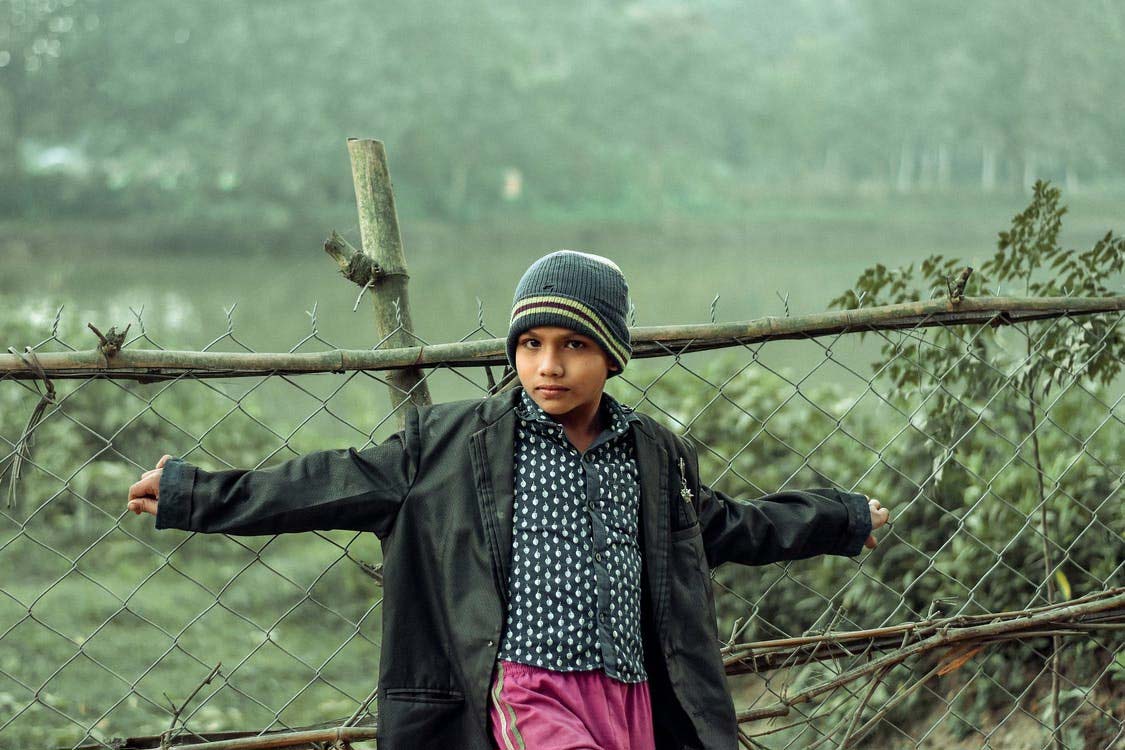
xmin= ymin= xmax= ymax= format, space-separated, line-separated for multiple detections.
xmin=1 ymin=303 xmax=1122 ymax=749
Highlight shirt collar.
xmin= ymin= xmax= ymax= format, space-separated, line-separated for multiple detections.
xmin=516 ymin=386 xmax=639 ymax=437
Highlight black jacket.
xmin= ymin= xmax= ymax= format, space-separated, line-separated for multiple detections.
xmin=157 ymin=386 xmax=871 ymax=749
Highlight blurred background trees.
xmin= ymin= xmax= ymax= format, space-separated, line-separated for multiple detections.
xmin=3 ymin=0 xmax=1124 ymax=225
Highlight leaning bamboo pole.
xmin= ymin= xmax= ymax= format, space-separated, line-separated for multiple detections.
xmin=2 ymin=296 xmax=1122 ymax=382
xmin=345 ymin=137 xmax=432 ymax=425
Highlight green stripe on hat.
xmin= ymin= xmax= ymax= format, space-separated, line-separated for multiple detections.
xmin=511 ymin=294 xmax=629 ymax=365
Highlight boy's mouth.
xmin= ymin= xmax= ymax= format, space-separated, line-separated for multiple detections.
xmin=537 ymin=385 xmax=569 ymax=393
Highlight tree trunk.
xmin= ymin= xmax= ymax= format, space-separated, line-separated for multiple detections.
xmin=0 ymin=65 xmax=28 ymax=214
xmin=981 ymin=143 xmax=997 ymax=192
xmin=822 ymin=145 xmax=842 ymax=189
xmin=896 ymin=139 xmax=914 ymax=194
xmin=1065 ymin=165 xmax=1080 ymax=195
xmin=1023 ymin=150 xmax=1037 ymax=193
xmin=447 ymin=159 xmax=469 ymax=220
xmin=937 ymin=143 xmax=951 ymax=190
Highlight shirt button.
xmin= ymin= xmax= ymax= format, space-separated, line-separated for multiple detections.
xmin=587 ymin=500 xmax=596 ymax=511
xmin=594 ymin=552 xmax=603 ymax=562
xmin=487 ymin=640 xmax=495 ymax=647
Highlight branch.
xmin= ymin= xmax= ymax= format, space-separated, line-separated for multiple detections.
xmin=733 ymin=588 xmax=1125 ymax=724
xmin=725 ymin=586 xmax=1124 ymax=674
xmin=73 ymin=716 xmax=376 ymax=750
xmin=323 ymin=230 xmax=384 ymax=288
xmin=87 ymin=322 xmax=131 ymax=358
xmin=161 ymin=663 xmax=222 ymax=750
xmin=4 ymin=296 xmax=1123 ymax=381
xmin=167 ymin=725 xmax=376 ymax=750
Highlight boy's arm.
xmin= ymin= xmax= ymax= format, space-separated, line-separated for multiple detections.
xmin=696 ymin=482 xmax=872 ymax=568
xmin=156 ymin=428 xmax=416 ymax=538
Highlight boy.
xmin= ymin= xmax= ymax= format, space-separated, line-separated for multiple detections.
xmin=128 ymin=250 xmax=890 ymax=750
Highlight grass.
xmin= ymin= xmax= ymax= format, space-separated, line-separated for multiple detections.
xmin=1 ymin=526 xmax=383 ymax=748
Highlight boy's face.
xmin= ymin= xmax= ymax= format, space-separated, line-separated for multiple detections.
xmin=515 ymin=326 xmax=619 ymax=424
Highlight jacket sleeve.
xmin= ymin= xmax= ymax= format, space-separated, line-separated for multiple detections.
xmin=696 ymin=482 xmax=871 ymax=567
xmin=154 ymin=426 xmax=417 ymax=539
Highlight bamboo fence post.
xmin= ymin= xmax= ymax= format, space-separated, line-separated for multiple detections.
xmin=346 ymin=137 xmax=432 ymax=425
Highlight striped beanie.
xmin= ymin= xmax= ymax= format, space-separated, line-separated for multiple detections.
xmin=506 ymin=250 xmax=632 ymax=378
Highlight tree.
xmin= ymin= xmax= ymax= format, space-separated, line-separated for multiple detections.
xmin=0 ymin=0 xmax=101 ymax=212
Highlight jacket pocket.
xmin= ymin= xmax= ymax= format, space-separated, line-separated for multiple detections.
xmin=670 ymin=523 xmax=702 ymax=542
xmin=377 ymin=688 xmax=469 ymax=749
xmin=381 ymin=687 xmax=465 ymax=704
xmin=669 ymin=522 xmax=711 ymax=601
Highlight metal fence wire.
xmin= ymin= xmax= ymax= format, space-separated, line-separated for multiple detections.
xmin=1 ymin=300 xmax=1123 ymax=750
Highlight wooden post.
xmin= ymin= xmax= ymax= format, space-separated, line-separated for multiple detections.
xmin=346 ymin=138 xmax=432 ymax=425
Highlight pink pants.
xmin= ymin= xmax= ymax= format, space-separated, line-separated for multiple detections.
xmin=489 ymin=660 xmax=655 ymax=750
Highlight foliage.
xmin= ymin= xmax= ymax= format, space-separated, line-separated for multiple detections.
xmin=826 ymin=182 xmax=1125 ymax=737
xmin=828 ymin=180 xmax=1123 ymax=399
xmin=627 ymin=183 xmax=1124 ymax=740
xmin=2 ymin=181 xmax=1122 ymax=744
xmin=5 ymin=2 xmax=1125 ymax=222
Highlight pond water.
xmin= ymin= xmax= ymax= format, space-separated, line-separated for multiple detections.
xmin=4 ymin=190 xmax=1122 ymax=411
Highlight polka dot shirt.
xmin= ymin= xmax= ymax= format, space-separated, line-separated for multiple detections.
xmin=497 ymin=386 xmax=648 ymax=683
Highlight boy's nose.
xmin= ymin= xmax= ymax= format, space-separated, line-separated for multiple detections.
xmin=538 ymin=349 xmax=563 ymax=375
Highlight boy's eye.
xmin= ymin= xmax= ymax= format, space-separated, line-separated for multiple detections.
xmin=519 ymin=337 xmax=590 ymax=350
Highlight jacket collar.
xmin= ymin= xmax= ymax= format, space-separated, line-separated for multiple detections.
xmin=515 ymin=385 xmax=640 ymax=440
xmin=475 ymin=384 xmax=652 ymax=438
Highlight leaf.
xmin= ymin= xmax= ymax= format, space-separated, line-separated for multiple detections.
xmin=1055 ymin=570 xmax=1071 ymax=601
xmin=937 ymin=645 xmax=985 ymax=676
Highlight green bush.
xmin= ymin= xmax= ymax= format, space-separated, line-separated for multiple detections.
xmin=622 ymin=182 xmax=1124 ymax=743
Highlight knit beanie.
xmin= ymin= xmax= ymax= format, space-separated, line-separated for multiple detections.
xmin=506 ymin=250 xmax=632 ymax=378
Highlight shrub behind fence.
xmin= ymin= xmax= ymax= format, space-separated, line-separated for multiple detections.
xmin=2 ymin=292 xmax=1122 ymax=749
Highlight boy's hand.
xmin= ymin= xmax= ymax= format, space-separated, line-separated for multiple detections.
xmin=126 ymin=454 xmax=173 ymax=517
xmin=864 ymin=496 xmax=890 ymax=549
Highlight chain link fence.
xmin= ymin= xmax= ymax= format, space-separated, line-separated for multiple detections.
xmin=1 ymin=297 xmax=1123 ymax=750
